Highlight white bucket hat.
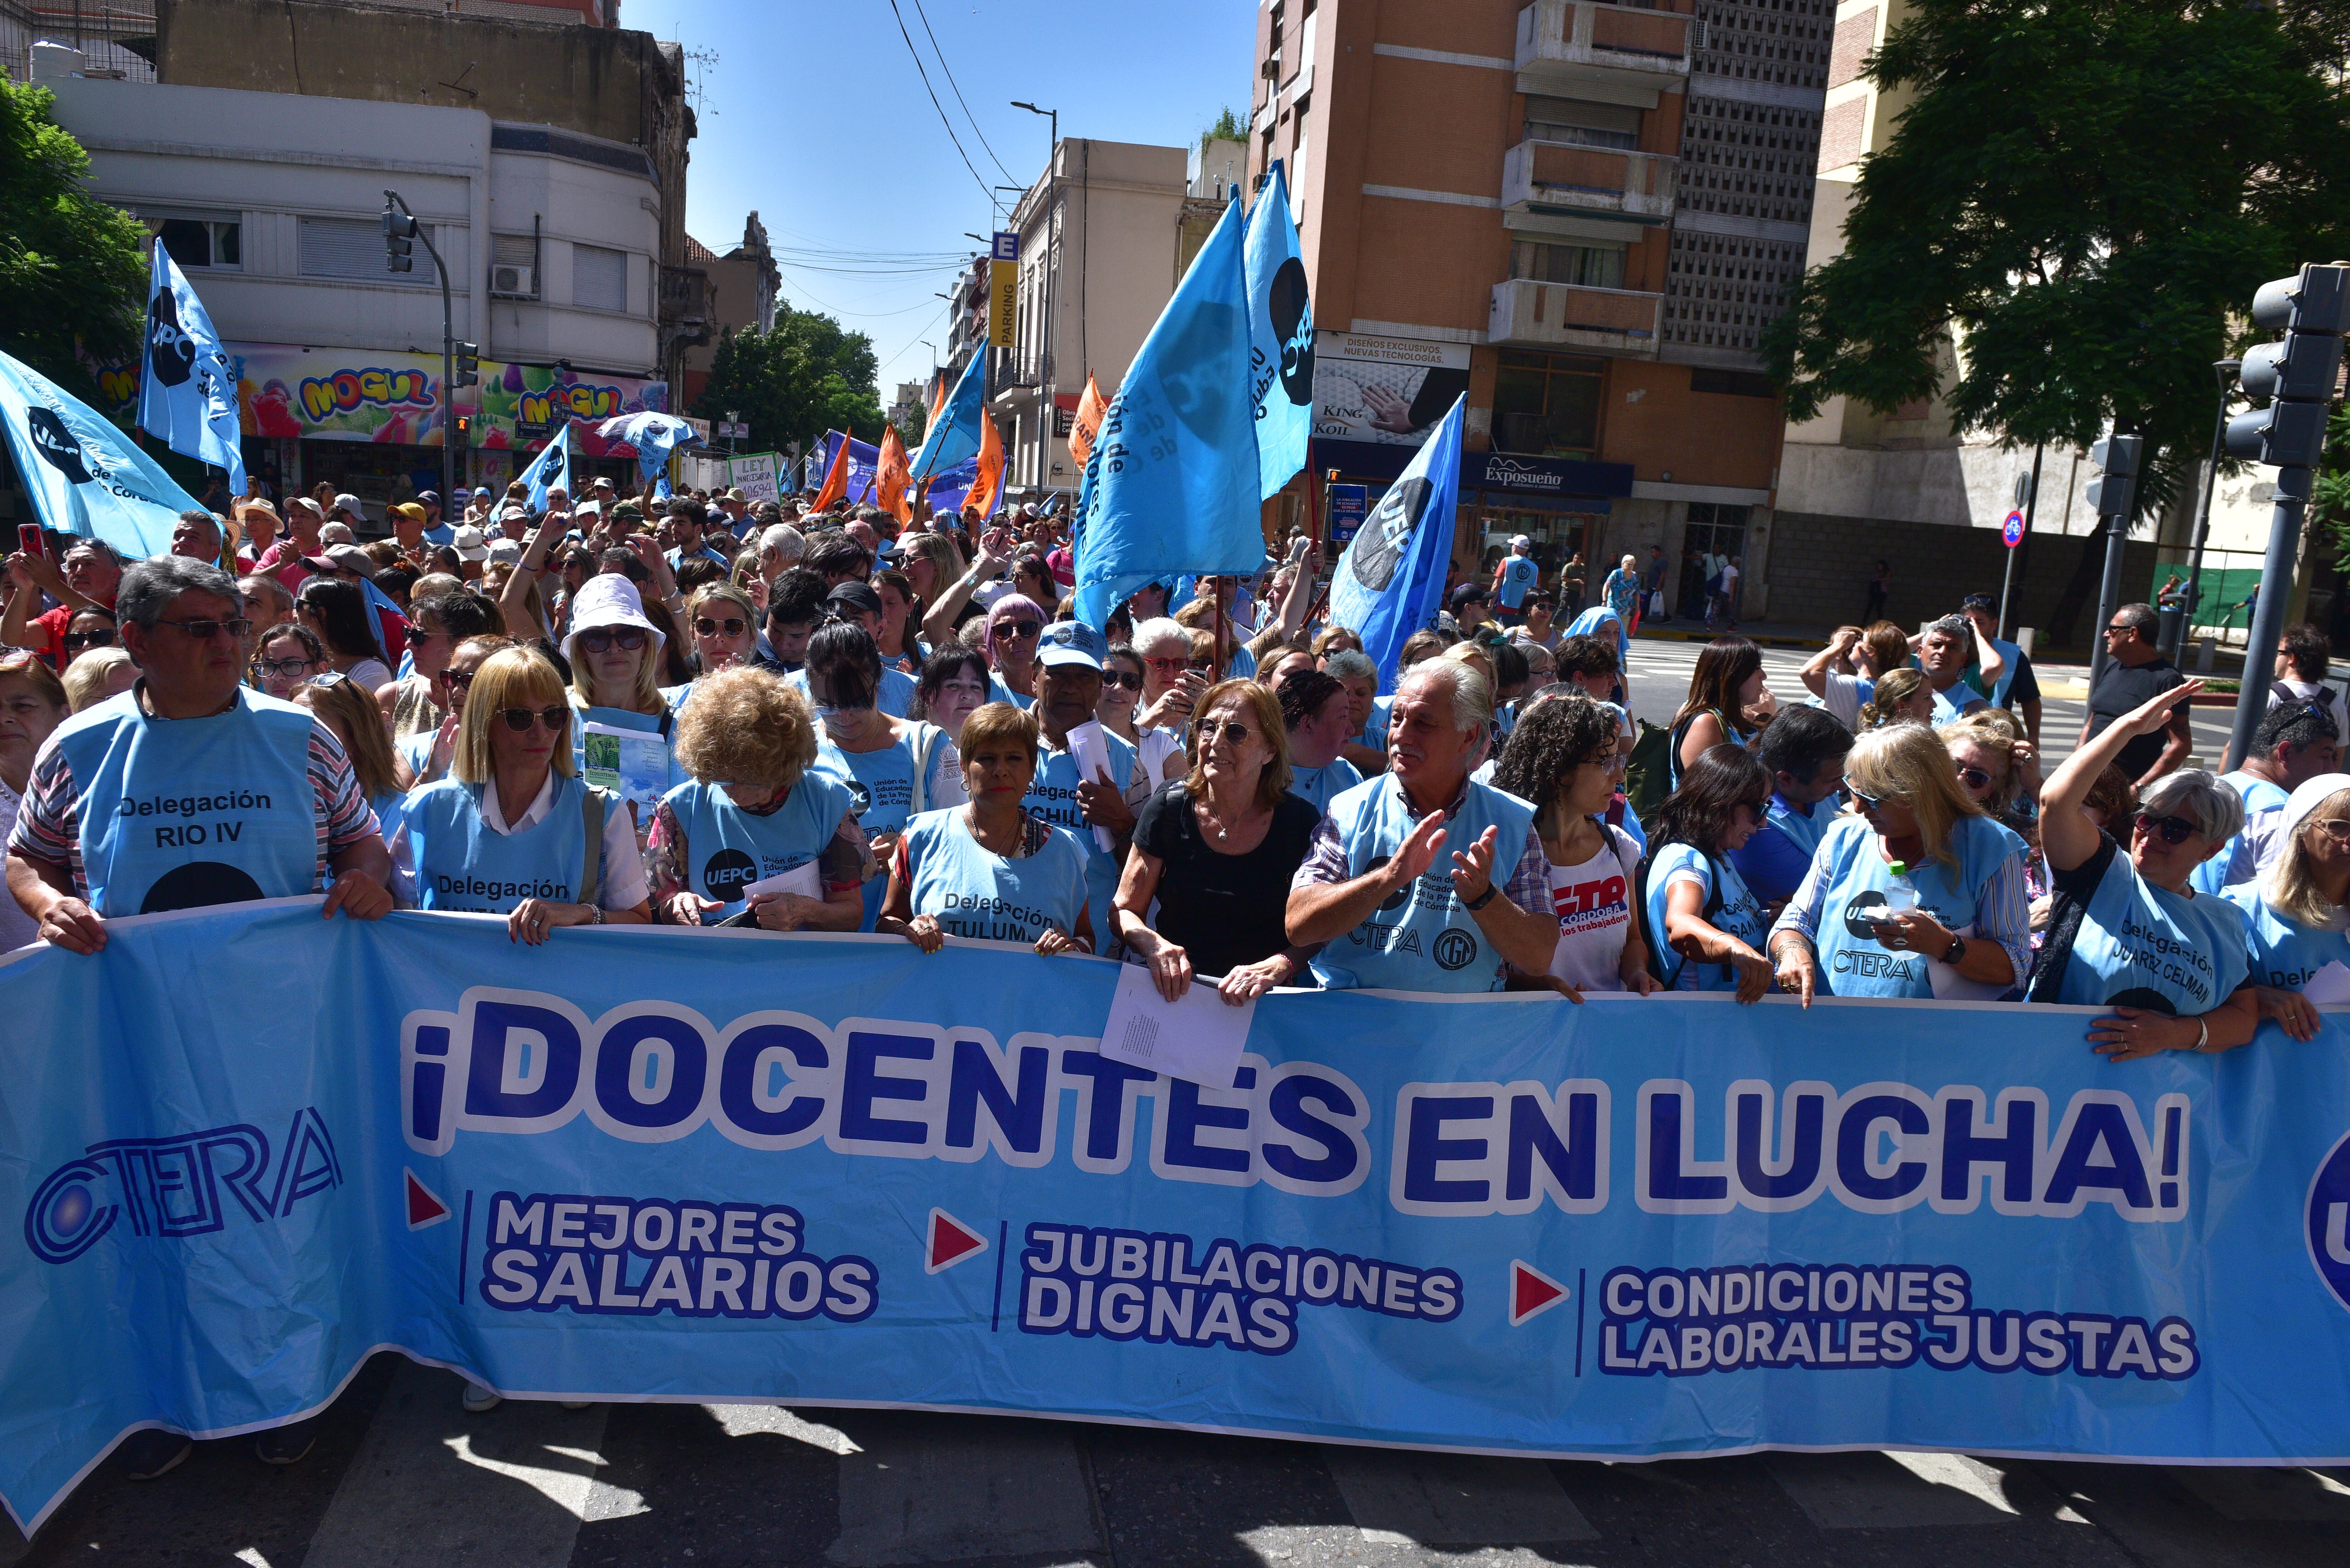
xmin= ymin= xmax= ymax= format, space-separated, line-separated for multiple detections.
xmin=561 ymin=572 xmax=666 ymax=663
xmin=450 ymin=525 xmax=490 ymax=563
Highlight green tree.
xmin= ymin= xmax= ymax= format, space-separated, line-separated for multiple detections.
xmin=690 ymin=304 xmax=887 ymax=458
xmin=1762 ymin=0 xmax=2350 ymax=642
xmin=1201 ymin=106 xmax=1245 ymax=151
xmin=0 ymin=78 xmax=149 ymax=399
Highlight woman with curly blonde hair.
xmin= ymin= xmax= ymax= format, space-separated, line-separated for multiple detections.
xmin=644 ymin=664 xmax=872 ymax=929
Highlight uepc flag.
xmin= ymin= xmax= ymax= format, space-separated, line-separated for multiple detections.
xmin=908 ymin=349 xmax=985 ymax=481
xmin=0 ymin=350 xmax=205 ymax=559
xmin=1071 ymin=197 xmax=1264 ymax=627
xmin=518 ymin=421 xmax=572 ymax=512
xmin=1245 ymin=161 xmax=1313 ymax=500
xmin=137 ymin=243 xmax=246 ymax=494
xmin=1328 ymin=394 xmax=1465 ymax=690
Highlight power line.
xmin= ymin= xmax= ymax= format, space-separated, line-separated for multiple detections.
xmin=908 ymin=0 xmax=1014 ymax=183
xmin=883 ymin=0 xmax=994 ymax=205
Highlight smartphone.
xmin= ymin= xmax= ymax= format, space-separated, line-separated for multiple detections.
xmin=16 ymin=524 xmax=43 ymax=560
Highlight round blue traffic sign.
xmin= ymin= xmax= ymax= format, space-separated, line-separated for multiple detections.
xmin=2003 ymin=510 xmax=2026 ymax=548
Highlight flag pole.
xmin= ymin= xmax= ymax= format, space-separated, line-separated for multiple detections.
xmin=1214 ymin=575 xmax=1230 ymax=677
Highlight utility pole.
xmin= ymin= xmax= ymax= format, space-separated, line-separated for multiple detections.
xmin=382 ymin=190 xmax=477 ymax=522
xmin=1997 ymin=447 xmax=2040 ymax=642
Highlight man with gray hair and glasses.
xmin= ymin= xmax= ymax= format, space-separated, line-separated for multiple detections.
xmin=2083 ymin=601 xmax=2190 ymax=790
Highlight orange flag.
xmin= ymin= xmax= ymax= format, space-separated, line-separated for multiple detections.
xmin=927 ymin=372 xmax=948 ymax=427
xmin=875 ymin=423 xmax=912 ymax=522
xmin=1067 ymin=373 xmax=1107 ymax=471
xmin=810 ymin=429 xmax=852 ymax=511
xmin=970 ymin=407 xmax=1006 ymax=519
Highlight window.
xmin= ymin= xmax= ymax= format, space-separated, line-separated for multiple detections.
xmin=300 ymin=216 xmax=425 ymax=284
xmin=573 ymin=243 xmax=628 ymax=313
xmin=157 ymin=217 xmax=240 ymax=271
xmin=1511 ymin=240 xmax=1625 ymax=290
xmin=1522 ymin=95 xmax=1640 ymax=151
xmin=1492 ymin=350 xmax=1605 ymax=458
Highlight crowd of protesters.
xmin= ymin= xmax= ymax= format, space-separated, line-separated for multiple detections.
xmin=7 ymin=472 xmax=2350 ymax=1470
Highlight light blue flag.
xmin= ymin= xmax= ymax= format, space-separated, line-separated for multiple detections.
xmin=596 ymin=411 xmax=702 ymax=482
xmin=1326 ymin=394 xmax=1465 ymax=691
xmin=517 ymin=421 xmax=572 ymax=512
xmin=0 ymin=350 xmax=205 ymax=560
xmin=907 ymin=350 xmax=985 ymax=483
xmin=1071 ymin=197 xmax=1264 ymax=628
xmin=137 ymin=243 xmax=246 ymax=494
xmin=1245 ymin=161 xmax=1313 ymax=501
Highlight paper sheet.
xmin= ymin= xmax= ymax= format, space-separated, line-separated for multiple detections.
xmin=580 ymin=721 xmax=671 ymax=822
xmin=743 ymin=862 xmax=822 ymax=902
xmin=1096 ymin=961 xmax=1256 ymax=1090
xmin=1064 ymin=719 xmax=1117 ymax=853
xmin=2303 ymin=960 xmax=2350 ymax=1006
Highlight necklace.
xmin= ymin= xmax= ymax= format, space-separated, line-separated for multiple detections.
xmin=1200 ymin=796 xmax=1258 ymax=842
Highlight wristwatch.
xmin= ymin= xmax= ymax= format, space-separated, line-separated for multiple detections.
xmin=1942 ymin=933 xmax=1966 ymax=964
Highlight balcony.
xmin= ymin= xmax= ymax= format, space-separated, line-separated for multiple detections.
xmin=1503 ymin=140 xmax=1676 ymax=230
xmin=659 ymin=265 xmax=711 ymax=345
xmin=1516 ymin=0 xmax=1691 ymax=108
xmin=1489 ymin=277 xmax=1662 ymax=357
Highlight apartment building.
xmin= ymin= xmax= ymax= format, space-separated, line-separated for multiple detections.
xmin=1250 ymin=0 xmax=1832 ymax=615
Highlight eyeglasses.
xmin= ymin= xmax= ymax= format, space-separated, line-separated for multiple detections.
xmin=498 ymin=706 xmax=571 ymax=733
xmin=575 ymin=627 xmax=649 ymax=654
xmin=995 ymin=619 xmax=1042 ymax=640
xmin=1574 ymin=753 xmax=1626 ymax=775
xmin=308 ymin=670 xmax=348 ymax=689
xmin=1144 ymin=655 xmax=1190 ymax=672
xmin=442 ymin=669 xmax=478 ymax=691
xmin=2135 ymin=812 xmax=2200 ymax=846
xmin=2311 ymin=818 xmax=2350 ymax=842
xmin=255 ymin=656 xmax=315 ymax=679
xmin=1956 ymin=765 xmax=1996 ymax=792
xmin=1198 ymin=720 xmax=1253 ymax=744
xmin=1847 ymin=784 xmax=1887 ymax=812
xmin=1102 ymin=669 xmax=1144 ymax=690
xmin=2103 ymin=623 xmax=2134 ymax=636
xmin=695 ymin=617 xmax=748 ymax=638
xmin=62 ymin=628 xmax=116 ymax=651
xmin=152 ymin=617 xmax=252 ymax=643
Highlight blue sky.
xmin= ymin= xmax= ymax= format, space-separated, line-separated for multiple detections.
xmin=621 ymin=0 xmax=1257 ymax=395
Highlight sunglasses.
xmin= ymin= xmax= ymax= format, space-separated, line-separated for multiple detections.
xmin=1956 ymin=765 xmax=1995 ymax=792
xmin=498 ymin=706 xmax=571 ymax=733
xmin=1198 ymin=720 xmax=1254 ymax=744
xmin=62 ymin=628 xmax=116 ymax=650
xmin=153 ymin=617 xmax=252 ymax=643
xmin=1144 ymin=656 xmax=1190 ymax=672
xmin=1847 ymin=784 xmax=1887 ymax=812
xmin=2135 ymin=812 xmax=2199 ymax=846
xmin=1102 ymin=669 xmax=1144 ymax=690
xmin=255 ymin=656 xmax=314 ymax=678
xmin=995 ymin=619 xmax=1043 ymax=640
xmin=695 ymin=617 xmax=749 ymax=638
xmin=443 ymin=669 xmax=478 ymax=690
xmin=576 ymin=627 xmax=649 ymax=654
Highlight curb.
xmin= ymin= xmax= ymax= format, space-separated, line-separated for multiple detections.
xmin=1632 ymin=627 xmax=1820 ymax=651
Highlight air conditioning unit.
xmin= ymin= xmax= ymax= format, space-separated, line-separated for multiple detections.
xmin=490 ymin=264 xmax=535 ymax=297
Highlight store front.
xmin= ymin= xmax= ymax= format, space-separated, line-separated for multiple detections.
xmin=1458 ymin=449 xmax=1634 ymax=611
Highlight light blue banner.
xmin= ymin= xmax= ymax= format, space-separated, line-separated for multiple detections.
xmin=6 ymin=902 xmax=2350 ymax=1535
xmin=0 ymin=349 xmax=206 ymax=560
xmin=138 ymin=243 xmax=247 ymax=494
xmin=1328 ymin=393 xmax=1465 ymax=690
xmin=1245 ymin=162 xmax=1313 ymax=501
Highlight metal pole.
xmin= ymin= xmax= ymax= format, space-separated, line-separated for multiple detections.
xmin=387 ymin=191 xmax=457 ymax=526
xmin=2225 ymin=471 xmax=2310 ymax=770
xmin=2176 ymin=360 xmax=2240 ymax=662
xmin=1997 ymin=443 xmax=2041 ymax=641
xmin=2085 ymin=436 xmax=2143 ymax=692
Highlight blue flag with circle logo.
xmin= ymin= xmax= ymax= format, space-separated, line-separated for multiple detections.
xmin=517 ymin=422 xmax=573 ymax=514
xmin=1071 ymin=196 xmax=1264 ymax=628
xmin=907 ymin=350 xmax=985 ymax=483
xmin=1326 ymin=394 xmax=1464 ymax=691
xmin=1245 ymin=162 xmax=1313 ymax=501
xmin=0 ymin=349 xmax=204 ymax=560
xmin=137 ymin=243 xmax=246 ymax=494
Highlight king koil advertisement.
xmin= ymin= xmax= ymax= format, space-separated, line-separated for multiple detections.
xmin=8 ymin=902 xmax=2350 ymax=1535
xmin=1313 ymin=331 xmax=1473 ymax=447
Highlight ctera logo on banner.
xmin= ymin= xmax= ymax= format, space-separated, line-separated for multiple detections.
xmin=24 ymin=1108 xmax=343 ymax=1263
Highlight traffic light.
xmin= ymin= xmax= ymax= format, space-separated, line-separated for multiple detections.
xmin=2086 ymin=433 xmax=2141 ymax=517
xmin=452 ymin=413 xmax=473 ymax=440
xmin=453 ymin=341 xmax=480 ymax=389
xmin=382 ymin=207 xmax=415 ymax=274
xmin=2226 ymin=264 xmax=2349 ymax=471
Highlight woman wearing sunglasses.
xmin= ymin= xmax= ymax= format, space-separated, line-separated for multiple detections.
xmin=1096 ymin=643 xmax=1185 ymax=791
xmin=807 ymin=621 xmax=955 ymax=931
xmin=1768 ymin=722 xmax=2029 ymax=1004
xmin=2227 ymin=771 xmax=2350 ymax=1042
xmin=664 ymin=584 xmax=760 ymax=710
xmin=394 ymin=645 xmax=649 ymax=940
xmin=401 ymin=633 xmax=513 ymax=788
xmin=561 ymin=574 xmax=681 ymax=834
xmin=982 ymin=593 xmax=1047 ymax=707
xmin=2026 ymin=679 xmax=2259 ymax=1058
xmin=59 ymin=606 xmax=117 ymax=670
xmin=1942 ymin=707 xmax=2039 ymax=832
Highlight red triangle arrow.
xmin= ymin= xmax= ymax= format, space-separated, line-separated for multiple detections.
xmin=405 ymin=1169 xmax=450 ymax=1230
xmin=926 ymin=1207 xmax=989 ymax=1274
xmin=1509 ymin=1259 xmax=1567 ymax=1326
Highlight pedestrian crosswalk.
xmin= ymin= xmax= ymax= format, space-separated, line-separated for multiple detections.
xmin=8 ymin=1361 xmax=2350 ymax=1567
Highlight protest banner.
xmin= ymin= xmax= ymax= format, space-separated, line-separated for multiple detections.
xmin=5 ymin=902 xmax=2350 ymax=1534
xmin=728 ymin=452 xmax=781 ymax=506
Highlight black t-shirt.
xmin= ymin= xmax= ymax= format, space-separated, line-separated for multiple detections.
xmin=2007 ymin=650 xmax=2041 ymax=708
xmin=1132 ymin=781 xmax=1321 ymax=977
xmin=2085 ymin=655 xmax=2183 ymax=779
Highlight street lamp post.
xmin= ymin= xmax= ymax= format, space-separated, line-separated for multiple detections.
xmin=381 ymin=189 xmax=466 ymax=520
xmin=2172 ymin=359 xmax=2242 ymax=664
xmin=1013 ymin=102 xmax=1058 ymax=501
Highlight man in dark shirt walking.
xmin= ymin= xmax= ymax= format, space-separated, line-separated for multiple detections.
xmin=2082 ymin=603 xmax=2190 ymax=788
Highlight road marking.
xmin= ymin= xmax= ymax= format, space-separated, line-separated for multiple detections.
xmin=1321 ymin=1445 xmax=1597 ymax=1544
xmin=827 ymin=1413 xmax=1101 ymax=1566
xmin=302 ymin=1362 xmax=608 ymax=1568
xmin=2164 ymin=1466 xmax=2350 ymax=1522
xmin=1765 ymin=1450 xmax=2021 ymax=1528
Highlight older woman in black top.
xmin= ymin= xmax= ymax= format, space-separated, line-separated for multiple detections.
xmin=1113 ymin=678 xmax=1321 ymax=1004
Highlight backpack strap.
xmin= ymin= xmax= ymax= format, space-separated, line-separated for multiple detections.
xmin=580 ymin=784 xmax=607 ymax=907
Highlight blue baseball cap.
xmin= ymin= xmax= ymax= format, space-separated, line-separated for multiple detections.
xmin=1035 ymin=618 xmax=1105 ymax=670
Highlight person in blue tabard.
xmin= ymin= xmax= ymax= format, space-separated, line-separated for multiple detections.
xmin=881 ymin=700 xmax=1094 ymax=954
xmin=1916 ymin=614 xmax=1998 ymax=729
xmin=1640 ymin=745 xmax=1777 ymax=998
xmin=395 ymin=644 xmax=649 ymax=934
xmin=1490 ymin=535 xmax=1540 ymax=624
xmin=784 ymin=583 xmax=917 ymax=718
xmin=1018 ymin=619 xmax=1148 ymax=947
xmin=2190 ymin=699 xmax=2339 ymax=894
xmin=1287 ymin=662 xmax=1560 ymax=992
xmin=562 ymin=573 xmax=681 ymax=839
xmin=2226 ymin=771 xmax=2350 ymax=1045
xmin=1768 ymin=722 xmax=2030 ymax=1003
xmin=1279 ymin=671 xmax=1365 ymax=814
xmin=645 ymin=664 xmax=870 ymax=929
xmin=1731 ymin=704 xmax=1855 ymax=904
xmin=807 ymin=621 xmax=955 ymax=930
xmin=2026 ymin=677 xmax=2260 ymax=1058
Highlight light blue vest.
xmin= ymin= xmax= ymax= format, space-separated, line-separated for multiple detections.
xmin=2052 ymin=849 xmax=2252 ymax=1015
xmin=901 ymin=807 xmax=1090 ymax=944
xmin=1022 ymin=727 xmax=1137 ymax=946
xmin=406 ymin=775 xmax=591 ymax=915
xmin=2191 ymin=773 xmax=2290 ymax=896
xmin=1768 ymin=789 xmax=1844 ymax=863
xmin=1289 ymin=756 xmax=1365 ymax=816
xmin=1929 ymin=682 xmax=1987 ymax=729
xmin=1498 ymin=555 xmax=1537 ymax=609
xmin=2225 ymin=885 xmax=2350 ymax=992
xmin=1643 ymin=841 xmax=1771 ymax=993
xmin=660 ymin=771 xmax=854 ymax=920
xmin=814 ymin=723 xmax=943 ymax=930
xmin=787 ymin=666 xmax=916 ymax=719
xmin=1810 ymin=813 xmax=2024 ymax=1000
xmin=1311 ymin=776 xmax=1540 ymax=994
xmin=53 ymin=689 xmax=321 ymax=917
xmin=986 ymin=675 xmax=1035 ymax=712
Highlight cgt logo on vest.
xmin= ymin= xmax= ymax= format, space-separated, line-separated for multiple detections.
xmin=24 ymin=1108 xmax=343 ymax=1264
xmin=2308 ymin=1129 xmax=2350 ymax=1314
xmin=702 ymin=848 xmax=758 ymax=903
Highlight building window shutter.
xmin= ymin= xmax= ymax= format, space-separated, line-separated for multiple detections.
xmin=574 ymin=244 xmax=628 ymax=313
